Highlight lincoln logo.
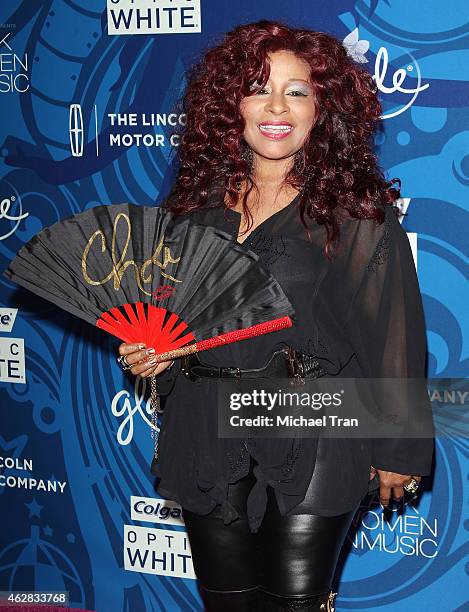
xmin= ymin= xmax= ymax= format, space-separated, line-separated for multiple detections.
xmin=69 ymin=103 xmax=84 ymax=157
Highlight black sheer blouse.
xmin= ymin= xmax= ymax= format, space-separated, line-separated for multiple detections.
xmin=150 ymin=189 xmax=434 ymax=533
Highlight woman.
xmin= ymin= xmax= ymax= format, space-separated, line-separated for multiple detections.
xmin=116 ymin=21 xmax=434 ymax=611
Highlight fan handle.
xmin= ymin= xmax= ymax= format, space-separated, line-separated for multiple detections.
xmin=150 ymin=315 xmax=293 ymax=363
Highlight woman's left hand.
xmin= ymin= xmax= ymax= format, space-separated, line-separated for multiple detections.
xmin=372 ymin=467 xmax=422 ymax=506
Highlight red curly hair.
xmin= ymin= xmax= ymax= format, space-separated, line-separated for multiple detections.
xmin=164 ymin=19 xmax=401 ymax=259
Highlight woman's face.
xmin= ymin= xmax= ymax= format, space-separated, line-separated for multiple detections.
xmin=240 ymin=50 xmax=317 ymax=163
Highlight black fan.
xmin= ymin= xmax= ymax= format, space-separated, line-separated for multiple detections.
xmin=3 ymin=203 xmax=296 ymax=460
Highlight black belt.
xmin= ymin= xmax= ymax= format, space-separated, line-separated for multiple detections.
xmin=180 ymin=346 xmax=327 ymax=384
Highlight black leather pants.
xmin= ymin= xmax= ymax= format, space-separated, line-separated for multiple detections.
xmin=182 ymin=456 xmax=358 ymax=611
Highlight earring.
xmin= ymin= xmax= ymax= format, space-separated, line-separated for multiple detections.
xmin=241 ymin=144 xmax=254 ymax=170
xmin=294 ymin=148 xmax=314 ymax=182
xmin=238 ymin=144 xmax=254 ymax=191
xmin=294 ymin=148 xmax=306 ymax=174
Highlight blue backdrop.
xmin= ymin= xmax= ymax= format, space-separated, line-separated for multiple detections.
xmin=0 ymin=1 xmax=468 ymax=610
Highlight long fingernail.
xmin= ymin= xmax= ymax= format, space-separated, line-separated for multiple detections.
xmin=138 ymin=343 xmax=146 ymax=349
xmin=146 ymin=348 xmax=155 ymax=355
xmin=148 ymin=358 xmax=157 ymax=365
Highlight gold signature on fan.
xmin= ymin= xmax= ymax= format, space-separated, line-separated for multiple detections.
xmin=81 ymin=212 xmax=181 ymax=295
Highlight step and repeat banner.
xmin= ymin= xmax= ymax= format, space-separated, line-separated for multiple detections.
xmin=0 ymin=1 xmax=467 ymax=611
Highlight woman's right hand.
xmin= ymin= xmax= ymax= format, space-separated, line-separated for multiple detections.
xmin=117 ymin=343 xmax=174 ymax=378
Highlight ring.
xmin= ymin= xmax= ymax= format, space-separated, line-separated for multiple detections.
xmin=403 ymin=477 xmax=419 ymax=494
xmin=117 ymin=354 xmax=132 ymax=371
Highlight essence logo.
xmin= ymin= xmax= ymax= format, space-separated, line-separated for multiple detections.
xmin=0 ymin=32 xmax=29 ymax=93
xmin=0 ymin=308 xmax=18 ymax=333
xmin=107 ymin=0 xmax=201 ymax=36
xmin=0 ymin=194 xmax=29 ymax=240
xmin=374 ymin=47 xmax=429 ymax=120
xmin=343 ymin=28 xmax=429 ymax=119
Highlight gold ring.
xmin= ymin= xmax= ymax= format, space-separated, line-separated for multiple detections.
xmin=403 ymin=477 xmax=419 ymax=494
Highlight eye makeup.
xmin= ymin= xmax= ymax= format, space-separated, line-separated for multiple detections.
xmin=287 ymin=86 xmax=310 ymax=96
xmin=286 ymin=80 xmax=312 ymax=93
xmin=248 ymin=80 xmax=312 ymax=95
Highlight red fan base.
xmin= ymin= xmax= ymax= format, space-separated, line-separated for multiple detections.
xmin=96 ymin=302 xmax=292 ymax=362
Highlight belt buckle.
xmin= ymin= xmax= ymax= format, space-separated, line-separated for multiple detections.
xmin=181 ymin=355 xmax=198 ymax=381
xmin=284 ymin=347 xmax=305 ymax=387
xmin=222 ymin=366 xmax=241 ymax=381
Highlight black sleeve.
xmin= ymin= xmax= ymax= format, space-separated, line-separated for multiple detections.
xmin=154 ymin=359 xmax=182 ymax=396
xmin=346 ymin=206 xmax=434 ymax=476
